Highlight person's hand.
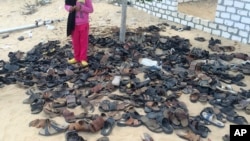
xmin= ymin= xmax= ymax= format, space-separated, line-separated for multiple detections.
xmin=69 ymin=6 xmax=75 ymax=12
xmin=75 ymin=5 xmax=81 ymax=11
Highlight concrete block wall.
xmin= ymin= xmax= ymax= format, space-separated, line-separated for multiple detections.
xmin=177 ymin=0 xmax=198 ymax=3
xmin=132 ymin=0 xmax=250 ymax=44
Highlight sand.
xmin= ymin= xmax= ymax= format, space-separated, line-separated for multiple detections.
xmin=0 ymin=0 xmax=250 ymax=141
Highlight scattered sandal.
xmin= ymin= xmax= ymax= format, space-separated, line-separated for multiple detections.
xmin=97 ymin=136 xmax=109 ymax=141
xmin=101 ymin=117 xmax=115 ymax=136
xmin=189 ymin=118 xmax=211 ymax=138
xmin=141 ymin=132 xmax=154 ymax=141
xmin=62 ymin=109 xmax=77 ymax=123
xmin=29 ymin=119 xmax=47 ymax=128
xmin=43 ymin=103 xmax=63 ymax=118
xmin=66 ymin=94 xmax=77 ymax=109
xmin=39 ymin=119 xmax=68 ymax=136
xmin=99 ymin=100 xmax=129 ymax=112
xmin=140 ymin=116 xmax=162 ymax=133
xmin=226 ymin=115 xmax=248 ymax=125
xmin=176 ymin=130 xmax=201 ymax=141
xmin=66 ymin=130 xmax=86 ymax=141
xmin=30 ymin=99 xmax=45 ymax=114
xmin=117 ymin=113 xmax=142 ymax=127
xmin=200 ymin=110 xmax=224 ymax=128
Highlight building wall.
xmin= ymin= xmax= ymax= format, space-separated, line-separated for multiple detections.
xmin=178 ymin=0 xmax=198 ymax=3
xmin=131 ymin=0 xmax=250 ymax=44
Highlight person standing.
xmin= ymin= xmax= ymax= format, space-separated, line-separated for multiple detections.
xmin=65 ymin=0 xmax=93 ymax=67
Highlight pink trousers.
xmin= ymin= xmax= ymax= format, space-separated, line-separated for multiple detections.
xmin=71 ymin=23 xmax=89 ymax=62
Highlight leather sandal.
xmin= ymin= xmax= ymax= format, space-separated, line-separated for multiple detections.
xmin=188 ymin=118 xmax=211 ymax=138
xmin=29 ymin=119 xmax=47 ymax=128
xmin=43 ymin=103 xmax=63 ymax=118
xmin=117 ymin=113 xmax=142 ymax=127
xmin=176 ymin=130 xmax=201 ymax=141
xmin=89 ymin=116 xmax=105 ymax=132
xmin=39 ymin=119 xmax=68 ymax=136
xmin=68 ymin=120 xmax=92 ymax=132
xmin=30 ymin=98 xmax=45 ymax=114
xmin=62 ymin=109 xmax=77 ymax=123
xmin=99 ymin=100 xmax=129 ymax=112
xmin=66 ymin=130 xmax=86 ymax=141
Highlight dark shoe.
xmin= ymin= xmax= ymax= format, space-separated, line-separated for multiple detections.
xmin=157 ymin=116 xmax=173 ymax=134
xmin=194 ymin=37 xmax=206 ymax=42
xmin=101 ymin=117 xmax=115 ymax=136
xmin=189 ymin=118 xmax=211 ymax=138
xmin=66 ymin=130 xmax=86 ymax=141
xmin=30 ymin=99 xmax=45 ymax=114
xmin=97 ymin=136 xmax=109 ymax=141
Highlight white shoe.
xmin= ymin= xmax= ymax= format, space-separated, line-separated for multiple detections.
xmin=112 ymin=76 xmax=121 ymax=86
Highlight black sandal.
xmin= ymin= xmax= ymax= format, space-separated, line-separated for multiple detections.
xmin=30 ymin=99 xmax=45 ymax=114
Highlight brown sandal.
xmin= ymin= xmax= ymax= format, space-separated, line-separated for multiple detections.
xmin=52 ymin=98 xmax=66 ymax=108
xmin=89 ymin=116 xmax=105 ymax=132
xmin=176 ymin=130 xmax=201 ymax=141
xmin=117 ymin=116 xmax=142 ymax=127
xmin=43 ymin=103 xmax=63 ymax=118
xmin=175 ymin=108 xmax=189 ymax=127
xmin=90 ymin=83 xmax=104 ymax=93
xmin=29 ymin=119 xmax=47 ymax=128
xmin=62 ymin=109 xmax=77 ymax=123
xmin=68 ymin=120 xmax=91 ymax=131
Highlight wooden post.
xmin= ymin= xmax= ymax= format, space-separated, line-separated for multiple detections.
xmin=119 ymin=0 xmax=127 ymax=43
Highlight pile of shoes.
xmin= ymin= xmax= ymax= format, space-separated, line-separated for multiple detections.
xmin=0 ymin=24 xmax=250 ymax=141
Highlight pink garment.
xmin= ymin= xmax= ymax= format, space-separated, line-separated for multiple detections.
xmin=65 ymin=0 xmax=93 ymax=62
xmin=65 ymin=0 xmax=94 ymax=25
xmin=71 ymin=23 xmax=89 ymax=61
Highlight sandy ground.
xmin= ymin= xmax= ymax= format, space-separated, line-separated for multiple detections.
xmin=178 ymin=0 xmax=218 ymax=21
xmin=0 ymin=0 xmax=250 ymax=141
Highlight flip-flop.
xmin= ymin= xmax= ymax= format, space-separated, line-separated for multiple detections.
xmin=66 ymin=94 xmax=77 ymax=109
xmin=245 ymin=104 xmax=250 ymax=115
xmin=117 ymin=113 xmax=142 ymax=127
xmin=43 ymin=103 xmax=62 ymax=118
xmin=175 ymin=108 xmax=189 ymax=127
xmin=226 ymin=115 xmax=248 ymax=125
xmin=194 ymin=37 xmax=206 ymax=42
xmin=157 ymin=117 xmax=173 ymax=134
xmin=62 ymin=109 xmax=77 ymax=123
xmin=101 ymin=117 xmax=115 ymax=136
xmin=79 ymin=96 xmax=94 ymax=113
xmin=39 ymin=119 xmax=68 ymax=136
xmin=30 ymin=99 xmax=45 ymax=114
xmin=176 ymin=130 xmax=201 ymax=141
xmin=97 ymin=136 xmax=109 ymax=141
xmin=201 ymin=111 xmax=224 ymax=128
xmin=220 ymin=107 xmax=238 ymax=117
xmin=23 ymin=93 xmax=41 ymax=104
xmin=65 ymin=130 xmax=86 ymax=141
xmin=145 ymin=101 xmax=160 ymax=112
xmin=188 ymin=118 xmax=211 ymax=138
xmin=233 ymin=99 xmax=250 ymax=110
xmin=89 ymin=116 xmax=105 ymax=133
xmin=140 ymin=116 xmax=163 ymax=133
xmin=29 ymin=119 xmax=47 ymax=128
xmin=52 ymin=98 xmax=67 ymax=108
xmin=141 ymin=133 xmax=154 ymax=141
xmin=99 ymin=100 xmax=128 ymax=112
xmin=190 ymin=93 xmax=199 ymax=103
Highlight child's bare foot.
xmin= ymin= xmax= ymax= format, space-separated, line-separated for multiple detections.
xmin=68 ymin=58 xmax=77 ymax=64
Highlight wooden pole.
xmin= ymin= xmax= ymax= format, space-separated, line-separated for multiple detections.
xmin=119 ymin=0 xmax=127 ymax=43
